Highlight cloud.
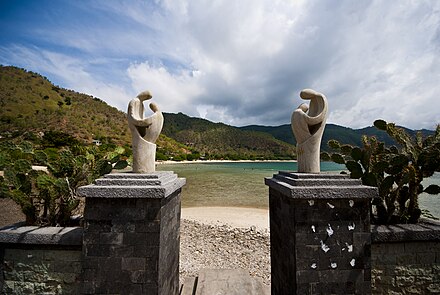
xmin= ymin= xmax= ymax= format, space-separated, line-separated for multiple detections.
xmin=127 ymin=61 xmax=203 ymax=115
xmin=1 ymin=0 xmax=439 ymax=129
xmin=0 ymin=45 xmax=132 ymax=111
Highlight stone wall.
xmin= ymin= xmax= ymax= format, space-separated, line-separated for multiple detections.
xmin=266 ymin=172 xmax=376 ymax=295
xmin=81 ymin=190 xmax=181 ymax=294
xmin=371 ymin=219 xmax=440 ymax=294
xmin=77 ymin=172 xmax=185 ymax=295
xmin=0 ymin=225 xmax=82 ymax=295
xmin=1 ymin=206 xmax=439 ymax=295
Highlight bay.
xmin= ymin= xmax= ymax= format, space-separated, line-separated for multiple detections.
xmin=157 ymin=161 xmax=343 ymax=209
xmin=157 ymin=161 xmax=440 ymax=219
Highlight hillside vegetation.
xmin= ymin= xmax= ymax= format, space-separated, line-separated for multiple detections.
xmin=162 ymin=112 xmax=296 ymax=160
xmin=1 ymin=65 xmax=433 ymax=160
xmin=241 ymin=123 xmax=434 ymax=152
xmin=0 ymin=66 xmax=193 ymax=158
xmin=0 ymin=66 xmax=130 ymax=145
xmin=0 ymin=66 xmax=295 ymax=160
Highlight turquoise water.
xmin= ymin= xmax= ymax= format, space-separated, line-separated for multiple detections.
xmin=157 ymin=161 xmax=344 ymax=208
xmin=157 ymin=161 xmax=440 ymax=219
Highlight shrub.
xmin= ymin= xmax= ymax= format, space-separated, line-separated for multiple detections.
xmin=0 ymin=141 xmax=128 ymax=226
xmin=322 ymin=120 xmax=440 ymax=224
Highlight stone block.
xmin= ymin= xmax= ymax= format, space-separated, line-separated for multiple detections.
xmin=130 ymin=270 xmax=146 ymax=284
xmin=2 ymin=280 xmax=16 ymax=294
xmin=427 ymin=283 xmax=440 ymax=293
xmin=135 ymin=220 xmax=160 ymax=233
xmin=266 ymin=172 xmax=375 ymax=295
xmin=79 ymin=172 xmax=184 ymax=295
xmin=194 ymin=268 xmax=267 ymax=295
xmin=100 ymin=232 xmax=123 ymax=245
xmin=111 ymin=221 xmax=136 ymax=233
xmin=122 ymin=257 xmax=146 ymax=271
xmin=133 ymin=245 xmax=159 ymax=258
xmin=109 ymin=244 xmax=134 ymax=257
xmin=84 ymin=244 xmax=111 ymax=257
xmin=374 ymin=254 xmax=396 ymax=265
xmin=371 ymin=219 xmax=440 ymax=243
xmin=297 ymin=270 xmax=319 ymax=283
xmin=44 ymin=250 xmax=81 ymax=262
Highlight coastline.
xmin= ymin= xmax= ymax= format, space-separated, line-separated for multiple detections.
xmin=157 ymin=159 xmax=297 ymax=164
xmin=181 ymin=206 xmax=269 ymax=232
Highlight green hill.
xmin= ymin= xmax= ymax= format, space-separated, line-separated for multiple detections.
xmin=2 ymin=65 xmax=432 ymax=160
xmin=162 ymin=112 xmax=296 ymax=159
xmin=240 ymin=123 xmax=435 ymax=151
xmin=0 ymin=66 xmax=295 ymax=160
xmin=0 ymin=65 xmax=190 ymax=157
xmin=0 ymin=65 xmax=130 ymax=145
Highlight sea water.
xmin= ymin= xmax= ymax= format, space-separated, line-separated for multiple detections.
xmin=157 ymin=161 xmax=440 ymax=218
xmin=157 ymin=161 xmax=341 ymax=209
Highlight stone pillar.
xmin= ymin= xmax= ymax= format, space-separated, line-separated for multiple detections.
xmin=265 ymin=172 xmax=377 ymax=295
xmin=77 ymin=172 xmax=185 ymax=295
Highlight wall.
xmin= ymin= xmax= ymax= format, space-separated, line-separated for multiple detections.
xmin=1 ymin=218 xmax=439 ymax=295
xmin=0 ymin=225 xmax=82 ymax=295
xmin=371 ymin=219 xmax=440 ymax=295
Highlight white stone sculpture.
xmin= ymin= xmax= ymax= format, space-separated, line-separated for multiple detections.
xmin=291 ymin=89 xmax=328 ymax=173
xmin=127 ymin=90 xmax=163 ymax=173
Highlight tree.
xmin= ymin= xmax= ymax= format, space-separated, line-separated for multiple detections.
xmin=322 ymin=120 xmax=440 ymax=224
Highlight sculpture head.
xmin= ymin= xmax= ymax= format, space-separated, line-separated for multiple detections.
xmin=298 ymin=103 xmax=309 ymax=113
xmin=300 ymin=89 xmax=321 ymax=100
xmin=137 ymin=90 xmax=152 ymax=101
xmin=149 ymin=102 xmax=160 ymax=113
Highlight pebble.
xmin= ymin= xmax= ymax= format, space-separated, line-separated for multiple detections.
xmin=180 ymin=219 xmax=271 ymax=285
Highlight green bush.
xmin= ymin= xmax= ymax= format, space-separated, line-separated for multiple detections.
xmin=0 ymin=141 xmax=128 ymax=226
xmin=322 ymin=120 xmax=440 ymax=224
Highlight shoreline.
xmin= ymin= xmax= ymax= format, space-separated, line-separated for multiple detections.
xmin=157 ymin=159 xmax=297 ymax=164
xmin=181 ymin=206 xmax=269 ymax=232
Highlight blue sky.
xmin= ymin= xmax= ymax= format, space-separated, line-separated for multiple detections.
xmin=1 ymin=0 xmax=439 ymax=129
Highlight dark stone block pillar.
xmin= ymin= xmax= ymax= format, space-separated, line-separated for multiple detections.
xmin=77 ymin=172 xmax=185 ymax=295
xmin=265 ymin=172 xmax=377 ymax=295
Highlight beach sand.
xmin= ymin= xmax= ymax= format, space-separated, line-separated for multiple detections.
xmin=181 ymin=206 xmax=269 ymax=232
xmin=157 ymin=159 xmax=296 ymax=164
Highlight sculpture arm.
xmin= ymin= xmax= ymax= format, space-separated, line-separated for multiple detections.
xmin=127 ymin=100 xmax=153 ymax=127
xmin=142 ymin=102 xmax=163 ymax=143
xmin=291 ymin=108 xmax=311 ymax=143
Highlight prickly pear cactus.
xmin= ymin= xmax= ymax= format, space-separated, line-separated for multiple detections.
xmin=0 ymin=140 xmax=129 ymax=226
xmin=322 ymin=120 xmax=440 ymax=224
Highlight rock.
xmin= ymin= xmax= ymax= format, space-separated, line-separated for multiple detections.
xmin=179 ymin=219 xmax=270 ymax=286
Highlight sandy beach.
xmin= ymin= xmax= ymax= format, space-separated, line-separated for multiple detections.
xmin=179 ymin=207 xmax=271 ymax=285
xmin=157 ymin=159 xmax=296 ymax=165
xmin=0 ymin=199 xmax=271 ymax=285
xmin=181 ymin=206 xmax=269 ymax=232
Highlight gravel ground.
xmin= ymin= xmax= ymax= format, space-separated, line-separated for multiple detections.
xmin=0 ymin=200 xmax=271 ymax=285
xmin=180 ymin=219 xmax=271 ymax=285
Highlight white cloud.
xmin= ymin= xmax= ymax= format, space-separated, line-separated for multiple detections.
xmin=0 ymin=45 xmax=132 ymax=111
xmin=1 ymin=0 xmax=439 ymax=129
xmin=127 ymin=61 xmax=204 ymax=116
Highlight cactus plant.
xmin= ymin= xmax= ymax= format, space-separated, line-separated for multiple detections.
xmin=0 ymin=141 xmax=128 ymax=226
xmin=322 ymin=120 xmax=440 ymax=224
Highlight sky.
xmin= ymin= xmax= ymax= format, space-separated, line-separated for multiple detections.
xmin=0 ymin=0 xmax=439 ymax=129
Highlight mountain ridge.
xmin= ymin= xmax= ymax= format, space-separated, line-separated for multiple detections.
xmin=240 ymin=122 xmax=435 ymax=151
xmin=1 ymin=65 xmax=434 ymax=159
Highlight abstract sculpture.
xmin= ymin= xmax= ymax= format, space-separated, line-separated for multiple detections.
xmin=127 ymin=90 xmax=163 ymax=173
xmin=291 ymin=89 xmax=328 ymax=173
